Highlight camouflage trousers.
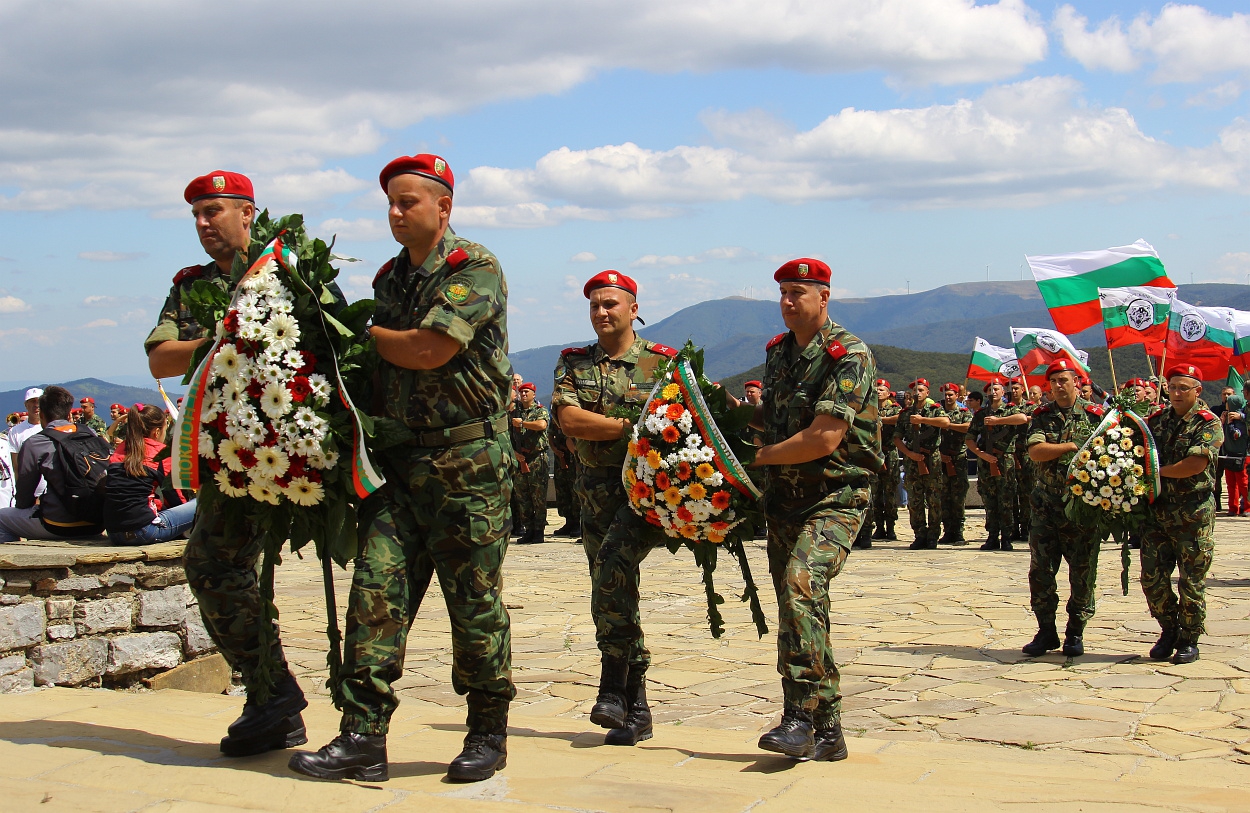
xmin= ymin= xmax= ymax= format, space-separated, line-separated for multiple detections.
xmin=513 ymin=450 xmax=549 ymax=534
xmin=765 ymin=500 xmax=859 ymax=726
xmin=1027 ymin=493 xmax=1099 ymax=631
xmin=577 ymin=468 xmax=627 ymax=571
xmin=872 ymin=451 xmax=899 ymax=525
xmin=553 ymin=453 xmax=579 ymax=521
xmin=902 ymin=457 xmax=941 ymax=537
xmin=184 ymin=506 xmax=286 ymax=693
xmin=590 ymin=494 xmax=672 ymax=668
xmin=976 ymin=458 xmax=1016 ymax=536
xmin=1015 ymin=458 xmax=1035 ymax=534
xmin=337 ymin=436 xmax=517 ymax=735
xmin=938 ymin=454 xmax=968 ymax=535
xmin=1141 ymin=495 xmax=1215 ymax=638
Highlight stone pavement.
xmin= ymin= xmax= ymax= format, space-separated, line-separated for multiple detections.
xmin=2 ymin=508 xmax=1249 ymax=811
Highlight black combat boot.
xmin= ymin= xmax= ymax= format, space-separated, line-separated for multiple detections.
xmin=222 ymin=669 xmax=309 ymax=756
xmin=604 ymin=665 xmax=653 ymax=746
xmin=812 ymin=721 xmax=849 ymax=762
xmin=528 ymin=525 xmax=545 ymax=544
xmin=758 ymin=708 xmax=815 ymax=759
xmin=554 ymin=519 xmax=579 ymax=537
xmin=908 ymin=530 xmax=933 ymax=550
xmin=872 ymin=519 xmax=888 ymax=539
xmin=980 ymin=531 xmax=1000 ymax=551
xmin=884 ymin=520 xmax=897 ymax=540
xmin=288 ymin=731 xmax=388 ymax=782
xmin=1171 ymin=636 xmax=1200 ymax=665
xmin=1149 ymin=625 xmax=1179 ymax=661
xmin=1061 ymin=620 xmax=1084 ymax=657
xmin=448 ymin=729 xmax=508 ymax=782
xmin=948 ymin=525 xmax=967 ymax=546
xmin=852 ymin=522 xmax=872 ymax=549
xmin=1021 ymin=622 xmax=1061 ymax=656
xmin=936 ymin=525 xmax=951 ymax=545
xmin=512 ymin=523 xmax=527 ymax=539
xmin=1000 ymin=538 xmax=1014 ymax=552
xmin=590 ymin=655 xmax=630 ymax=729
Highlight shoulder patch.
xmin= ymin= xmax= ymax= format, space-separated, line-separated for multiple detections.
xmin=172 ymin=264 xmax=204 ymax=286
xmin=766 ymin=333 xmax=787 ymax=350
xmin=561 ymin=346 xmax=590 ymax=358
xmin=1084 ymin=404 xmax=1105 ymax=416
xmin=1149 ymin=406 xmax=1167 ymax=419
xmin=826 ymin=340 xmax=847 ymax=360
xmin=372 ymin=258 xmax=395 ymax=286
xmin=648 ymin=343 xmax=678 ymax=358
xmin=446 ymin=247 xmax=470 ymax=269
xmin=1198 ymin=409 xmax=1217 ymax=421
xmin=1033 ymin=404 xmax=1052 ymax=415
xmin=959 ymin=405 xmax=969 ymax=411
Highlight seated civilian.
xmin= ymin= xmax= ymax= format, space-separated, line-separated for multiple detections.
xmin=104 ymin=404 xmax=197 ymax=545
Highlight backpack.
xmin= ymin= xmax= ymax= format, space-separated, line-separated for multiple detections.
xmin=41 ymin=425 xmax=111 ymax=524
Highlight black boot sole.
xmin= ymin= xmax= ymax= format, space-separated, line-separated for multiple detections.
xmin=288 ymin=754 xmax=389 ymax=782
xmin=758 ymin=735 xmax=814 ymax=759
xmin=590 ymin=705 xmax=628 ymax=729
xmin=604 ymin=724 xmax=654 ymax=746
xmin=221 ymin=717 xmax=308 ymax=757
xmin=811 ymin=742 xmax=849 ymax=762
xmin=447 ymin=755 xmax=506 ymax=782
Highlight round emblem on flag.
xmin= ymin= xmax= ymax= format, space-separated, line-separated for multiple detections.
xmin=1179 ymin=313 xmax=1205 ymax=343
xmin=1126 ymin=299 xmax=1154 ymax=331
xmin=1037 ymin=334 xmax=1061 ymax=353
xmin=1000 ymin=360 xmax=1021 ymax=378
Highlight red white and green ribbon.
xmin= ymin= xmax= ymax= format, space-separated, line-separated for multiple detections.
xmin=665 ymin=360 xmax=762 ymax=500
xmin=1071 ymin=407 xmax=1160 ymax=503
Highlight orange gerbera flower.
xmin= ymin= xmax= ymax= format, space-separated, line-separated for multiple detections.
xmin=666 ymin=403 xmax=685 ymax=421
xmin=679 ymin=524 xmax=700 ymax=539
xmin=655 ymin=471 xmax=671 ymax=491
xmin=631 ymin=481 xmax=651 ymax=501
xmin=676 ymin=461 xmax=692 ymax=480
xmin=652 ymin=400 xmax=669 ymax=414
xmin=627 ymin=440 xmax=638 ymax=456
xmin=663 ymin=486 xmax=683 ymax=506
xmin=677 ymin=505 xmax=694 ymax=522
xmin=636 ymin=438 xmax=651 ymax=456
xmin=711 ymin=490 xmax=731 ymax=510
xmin=661 ymin=426 xmax=681 ymax=443
xmin=707 ymin=530 xmax=726 ymax=543
xmin=695 ymin=463 xmax=715 ymax=480
xmin=646 ymin=450 xmax=663 ymax=469
xmin=645 ymin=510 xmax=663 ymax=527
xmin=625 ymin=468 xmax=637 ymax=485
xmin=710 ymin=521 xmax=730 ymax=531
xmin=687 ymin=482 xmax=707 ymax=500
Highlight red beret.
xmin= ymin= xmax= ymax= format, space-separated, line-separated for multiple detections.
xmin=111 ymin=403 xmax=124 ymax=410
xmin=874 ymin=378 xmax=890 ymax=388
xmin=379 ymin=153 xmax=454 ymax=192
xmin=79 ymin=397 xmax=94 ymax=404
xmin=1165 ymin=364 xmax=1202 ymax=383
xmin=773 ymin=258 xmax=831 ymax=286
xmin=744 ymin=380 xmax=762 ymax=389
xmin=982 ymin=376 xmax=1007 ymax=392
xmin=940 ymin=382 xmax=959 ymax=393
xmin=583 ymin=270 xmax=637 ymax=299
xmin=518 ymin=382 xmax=536 ymax=392
xmin=184 ymin=171 xmax=254 ymax=204
xmin=908 ymin=378 xmax=929 ymax=389
xmin=1045 ymin=359 xmax=1078 ymax=378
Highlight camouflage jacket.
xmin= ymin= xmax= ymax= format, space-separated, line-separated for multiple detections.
xmin=551 ymin=335 xmax=676 ymax=469
xmin=144 ymin=261 xmax=228 ymax=354
xmin=937 ymin=402 xmax=972 ymax=455
xmin=510 ymin=403 xmax=550 ymax=458
xmin=760 ymin=319 xmax=881 ymax=507
xmin=1148 ymin=401 xmax=1223 ymax=502
xmin=77 ymin=415 xmax=108 ymax=435
xmin=1027 ymin=397 xmax=1104 ymax=502
xmin=878 ymin=399 xmax=901 ymax=451
xmin=1014 ymin=401 xmax=1040 ymax=457
xmin=372 ymin=232 xmax=511 ymax=430
xmin=896 ymin=396 xmax=944 ymax=466
xmin=969 ymin=400 xmax=1021 ymax=456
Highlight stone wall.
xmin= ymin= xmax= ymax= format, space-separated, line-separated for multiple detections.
xmin=0 ymin=541 xmax=216 ymax=692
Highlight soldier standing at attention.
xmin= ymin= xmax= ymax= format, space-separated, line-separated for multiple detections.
xmin=871 ymin=379 xmax=901 ymax=542
xmin=76 ymin=397 xmax=108 ymax=435
xmin=896 ymin=378 xmax=943 ymax=549
xmin=290 ymin=154 xmax=516 ymax=782
xmin=145 ymin=171 xmax=311 ymax=759
xmin=551 ymin=270 xmax=676 ymax=747
xmin=1022 ymin=360 xmax=1104 ymax=658
xmin=966 ymin=378 xmax=1026 ymax=551
xmin=912 ymin=383 xmax=971 ymax=545
xmin=510 ymin=383 xmax=550 ymax=544
xmin=1007 ymin=378 xmax=1032 ymax=543
xmin=1142 ymin=365 xmax=1223 ymax=664
xmin=745 ymin=258 xmax=879 ymax=761
xmin=548 ymin=418 xmax=580 ymax=537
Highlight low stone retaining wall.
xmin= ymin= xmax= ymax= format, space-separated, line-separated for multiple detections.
xmin=0 ymin=540 xmax=217 ymax=692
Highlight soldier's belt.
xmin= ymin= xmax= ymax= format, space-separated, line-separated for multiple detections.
xmin=412 ymin=414 xmax=509 ymax=448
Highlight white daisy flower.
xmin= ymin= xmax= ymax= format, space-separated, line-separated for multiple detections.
xmin=214 ymin=469 xmax=248 ymax=498
xmin=238 ymin=303 xmax=267 ymax=324
xmin=266 ymin=296 xmax=294 ymax=315
xmin=1099 ymin=485 xmax=1114 ymax=497
xmin=247 ymin=479 xmax=282 ymax=505
xmin=217 ymin=438 xmax=245 ymax=471
xmin=677 ymin=412 xmax=694 ymax=433
xmin=211 ymin=343 xmax=242 ymax=379
xmin=264 ymin=313 xmax=300 ymax=352
xmin=254 ymin=446 xmax=290 ymax=480
xmin=322 ymin=449 xmax=340 ymax=469
xmin=240 ymin=422 xmax=267 ymax=448
xmin=308 ymin=374 xmax=331 ymax=403
xmin=282 ymin=349 xmax=305 ymax=369
xmin=238 ymin=320 xmax=266 ymax=342
xmin=198 ymin=431 xmax=215 ymax=458
xmin=259 ymin=381 xmax=294 ymax=419
xmin=284 ymin=477 xmax=325 ymax=506
xmin=291 ymin=435 xmax=322 ymax=457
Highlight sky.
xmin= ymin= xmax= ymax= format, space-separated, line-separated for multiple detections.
xmin=1 ymin=0 xmax=1248 ymax=387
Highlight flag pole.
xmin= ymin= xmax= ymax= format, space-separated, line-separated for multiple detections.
xmin=1155 ymin=345 xmax=1168 ymax=404
xmin=1106 ymin=347 xmax=1119 ymax=393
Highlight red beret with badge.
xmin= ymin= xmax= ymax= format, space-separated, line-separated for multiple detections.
xmin=982 ymin=375 xmax=1007 ymax=392
xmin=518 ymin=382 xmax=536 ymax=393
xmin=379 ymin=153 xmax=454 ymax=192
xmin=874 ymin=378 xmax=890 ymax=388
xmin=79 ymin=397 xmax=94 ymax=405
xmin=773 ymin=258 xmax=831 ymax=286
xmin=184 ymin=171 xmax=254 ymax=204
xmin=1045 ymin=359 xmax=1079 ymax=379
xmin=744 ymin=380 xmax=762 ymax=389
xmin=909 ymin=378 xmax=929 ymax=390
xmin=939 ymin=382 xmax=960 ymax=394
xmin=583 ymin=270 xmax=638 ymax=299
xmin=1165 ymin=364 xmax=1203 ymax=383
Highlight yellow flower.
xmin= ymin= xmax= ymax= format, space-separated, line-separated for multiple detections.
xmin=1071 ymin=484 xmax=1083 ymax=496
xmin=1120 ymin=438 xmax=1133 ymax=450
xmin=1134 ymin=484 xmax=1146 ymax=496
xmin=646 ymin=450 xmax=662 ymax=469
xmin=662 ymin=383 xmax=681 ymax=400
xmin=1108 ymin=475 xmax=1121 ymax=487
xmin=1133 ymin=446 xmax=1144 ymax=457
xmin=1098 ymin=455 xmax=1112 ymax=467
xmin=625 ymin=469 xmax=637 ymax=485
xmin=696 ymin=462 xmax=715 ymax=480
xmin=1077 ymin=450 xmax=1091 ymax=463
xmin=1132 ymin=464 xmax=1143 ymax=476
xmin=679 ymin=524 xmax=699 ymax=539
xmin=688 ymin=482 xmax=707 ymax=500
xmin=663 ymin=487 xmax=683 ymax=506
xmin=707 ymin=530 xmax=726 ymax=543
xmin=1100 ymin=498 xmax=1112 ymax=510
xmin=627 ymin=440 xmax=638 ymax=456
xmin=1077 ymin=471 xmax=1090 ymax=482
xmin=1092 ymin=437 xmax=1104 ymax=447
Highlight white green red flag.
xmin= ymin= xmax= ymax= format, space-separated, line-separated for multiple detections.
xmin=1227 ymin=366 xmax=1244 ymax=393
xmin=1229 ymin=309 xmax=1250 ymax=374
xmin=1098 ymin=286 xmax=1175 ymax=352
xmin=1152 ymin=299 xmax=1235 ymax=381
xmin=967 ymin=337 xmax=1020 ymax=382
xmin=1027 ymin=240 xmax=1174 ymax=335
xmin=1011 ymin=327 xmax=1091 ymax=387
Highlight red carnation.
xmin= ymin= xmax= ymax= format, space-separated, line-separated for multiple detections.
xmin=246 ymin=380 xmax=263 ymax=400
xmin=228 ymin=471 xmax=246 ymax=488
xmin=288 ymin=456 xmax=308 ymax=478
xmin=676 ymin=506 xmax=694 ymax=523
xmin=661 ymin=426 xmax=681 ymax=444
xmin=711 ymin=490 xmax=731 ymax=510
xmin=207 ymin=458 xmax=222 ymax=473
xmin=214 ymin=413 xmax=229 ymax=434
xmin=288 ymin=376 xmax=312 ymax=403
xmin=645 ymin=510 xmax=663 ymax=527
xmin=636 ymin=437 xmax=651 ymax=456
xmin=655 ymin=471 xmax=671 ymax=491
xmin=298 ymin=351 xmax=317 ymax=374
xmin=305 ymin=469 xmax=323 ymax=484
xmin=676 ymin=461 xmax=692 ymax=481
xmin=262 ymin=427 xmax=278 ymax=447
xmin=274 ymin=473 xmax=292 ymax=488
xmin=237 ymin=448 xmax=257 ymax=468
xmin=223 ymin=310 xmax=240 ymax=333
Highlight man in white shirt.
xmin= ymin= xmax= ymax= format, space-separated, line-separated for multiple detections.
xmin=7 ymin=388 xmax=43 ymax=473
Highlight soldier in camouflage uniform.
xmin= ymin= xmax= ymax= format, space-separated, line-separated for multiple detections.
xmin=748 ymin=258 xmax=880 ymax=762
xmin=895 ymin=378 xmax=944 ymax=548
xmin=871 ymin=379 xmax=901 ymax=541
xmin=1142 ymin=364 xmax=1223 ymax=665
xmin=1021 ymin=360 xmax=1105 ymax=658
xmin=145 ymin=171 xmax=312 ymax=760
xmin=548 ymin=417 xmax=580 ymax=536
xmin=967 ymin=378 xmax=1026 ymax=551
xmin=551 ymin=270 xmax=676 ymax=747
xmin=290 ymin=155 xmax=516 ymax=784
xmin=914 ymin=383 xmax=971 ymax=545
xmin=1009 ymin=378 xmax=1036 ymax=542
xmin=509 ymin=383 xmax=550 ymax=544
xmin=76 ymin=397 xmax=108 ymax=435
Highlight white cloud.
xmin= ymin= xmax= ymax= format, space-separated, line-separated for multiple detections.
xmin=0 ymin=295 xmax=31 ymax=313
xmin=84 ymin=318 xmax=118 ymax=328
xmin=569 ymin=251 xmax=597 ymax=263
xmin=1210 ymin=251 xmax=1250 ymax=283
xmin=0 ymin=0 xmax=1046 ymax=212
xmin=78 ymin=250 xmax=147 ymax=262
xmin=1185 ymin=80 xmax=1242 ymax=108
xmin=630 ymin=246 xmax=758 ymax=268
xmin=319 ymin=217 xmax=391 ymax=243
xmin=1053 ymin=6 xmax=1138 ymax=72
xmin=453 ymin=202 xmax=677 ymax=229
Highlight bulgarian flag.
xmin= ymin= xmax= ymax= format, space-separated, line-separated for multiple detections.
xmin=1230 ymin=309 xmax=1250 ymax=374
xmin=967 ymin=337 xmax=1020 ymax=382
xmin=1011 ymin=327 xmax=1091 ymax=387
xmin=1228 ymin=366 xmax=1244 ymax=393
xmin=1152 ymin=299 xmax=1235 ymax=381
xmin=1027 ymin=240 xmax=1174 ymax=335
xmin=1098 ymin=286 xmax=1175 ymax=352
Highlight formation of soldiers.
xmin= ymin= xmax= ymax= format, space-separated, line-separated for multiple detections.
xmin=131 ymin=155 xmax=1223 ymax=785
